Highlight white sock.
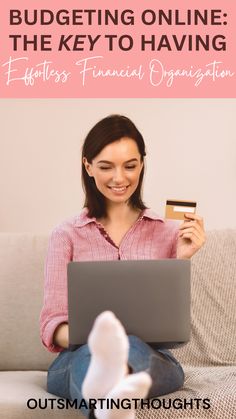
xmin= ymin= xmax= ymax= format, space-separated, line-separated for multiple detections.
xmin=95 ymin=372 xmax=152 ymax=419
xmin=82 ymin=311 xmax=129 ymax=400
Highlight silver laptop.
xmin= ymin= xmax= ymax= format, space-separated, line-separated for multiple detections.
xmin=67 ymin=259 xmax=191 ymax=350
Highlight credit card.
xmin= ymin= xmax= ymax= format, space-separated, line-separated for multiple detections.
xmin=165 ymin=200 xmax=197 ymax=220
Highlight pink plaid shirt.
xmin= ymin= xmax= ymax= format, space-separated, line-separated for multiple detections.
xmin=40 ymin=208 xmax=179 ymax=352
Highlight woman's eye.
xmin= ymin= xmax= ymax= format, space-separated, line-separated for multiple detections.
xmin=99 ymin=165 xmax=136 ymax=170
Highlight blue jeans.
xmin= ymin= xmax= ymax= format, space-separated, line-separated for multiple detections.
xmin=47 ymin=336 xmax=184 ymax=417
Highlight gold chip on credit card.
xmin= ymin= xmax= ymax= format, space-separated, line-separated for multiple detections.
xmin=165 ymin=200 xmax=197 ymax=220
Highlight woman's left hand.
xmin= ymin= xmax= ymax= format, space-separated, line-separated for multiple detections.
xmin=176 ymin=213 xmax=206 ymax=259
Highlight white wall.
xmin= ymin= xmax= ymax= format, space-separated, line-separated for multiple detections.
xmin=1 ymin=99 xmax=235 ymax=232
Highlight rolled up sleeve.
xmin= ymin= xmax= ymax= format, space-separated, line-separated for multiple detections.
xmin=40 ymin=227 xmax=72 ymax=352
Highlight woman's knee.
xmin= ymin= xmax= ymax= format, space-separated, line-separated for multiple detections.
xmin=47 ymin=344 xmax=91 ymax=399
xmin=127 ymin=335 xmax=156 ymax=373
xmin=147 ymin=351 xmax=184 ymax=398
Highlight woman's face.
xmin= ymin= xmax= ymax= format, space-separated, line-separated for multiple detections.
xmin=83 ymin=137 xmax=144 ymax=206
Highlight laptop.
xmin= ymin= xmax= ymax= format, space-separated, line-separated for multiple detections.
xmin=67 ymin=259 xmax=191 ymax=350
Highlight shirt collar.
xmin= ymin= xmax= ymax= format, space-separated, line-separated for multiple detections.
xmin=142 ymin=208 xmax=164 ymax=222
xmin=74 ymin=208 xmax=164 ymax=228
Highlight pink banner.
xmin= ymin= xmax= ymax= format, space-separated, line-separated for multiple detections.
xmin=0 ymin=0 xmax=235 ymax=97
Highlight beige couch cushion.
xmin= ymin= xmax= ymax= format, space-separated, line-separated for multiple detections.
xmin=172 ymin=230 xmax=236 ymax=367
xmin=136 ymin=366 xmax=236 ymax=418
xmin=0 ymin=371 xmax=84 ymax=418
xmin=0 ymin=234 xmax=55 ymax=371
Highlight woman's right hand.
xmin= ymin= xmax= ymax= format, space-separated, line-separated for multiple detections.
xmin=53 ymin=323 xmax=69 ymax=349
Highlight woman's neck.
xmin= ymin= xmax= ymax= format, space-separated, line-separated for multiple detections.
xmin=101 ymin=203 xmax=141 ymax=226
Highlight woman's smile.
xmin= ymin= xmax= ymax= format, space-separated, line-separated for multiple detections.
xmin=108 ymin=185 xmax=130 ymax=194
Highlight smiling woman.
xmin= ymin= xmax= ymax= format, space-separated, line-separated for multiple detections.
xmin=40 ymin=114 xmax=205 ymax=419
xmin=81 ymin=115 xmax=146 ymax=219
xmin=82 ymin=134 xmax=146 ymax=247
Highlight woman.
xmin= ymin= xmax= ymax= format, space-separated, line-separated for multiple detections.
xmin=40 ymin=114 xmax=205 ymax=418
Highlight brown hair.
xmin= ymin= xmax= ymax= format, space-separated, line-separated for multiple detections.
xmin=82 ymin=114 xmax=147 ymax=218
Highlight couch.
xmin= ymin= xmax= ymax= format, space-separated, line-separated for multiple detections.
xmin=0 ymin=230 xmax=235 ymax=419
